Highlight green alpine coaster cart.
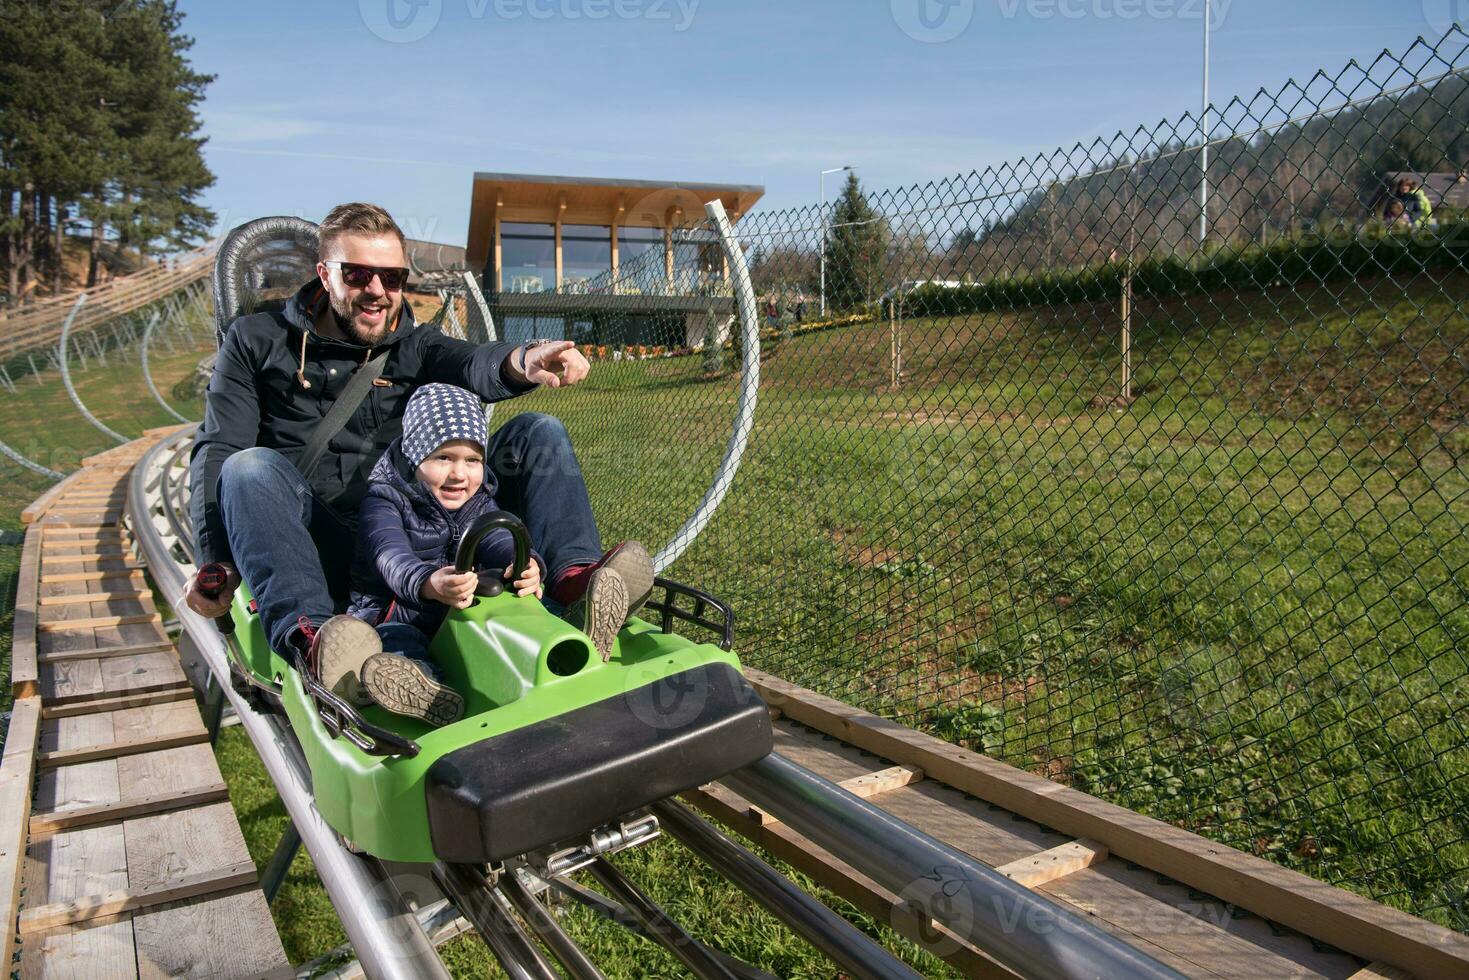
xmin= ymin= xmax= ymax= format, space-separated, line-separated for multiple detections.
xmin=207 ymin=214 xmax=773 ymax=868
xmin=221 ymin=508 xmax=772 ymax=866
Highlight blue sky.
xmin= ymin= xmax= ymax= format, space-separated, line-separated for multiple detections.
xmin=180 ymin=0 xmax=1457 ymax=245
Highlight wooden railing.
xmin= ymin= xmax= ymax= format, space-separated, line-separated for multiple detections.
xmin=0 ymin=250 xmax=215 ymax=359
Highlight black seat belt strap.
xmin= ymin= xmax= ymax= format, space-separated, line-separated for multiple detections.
xmin=298 ymin=349 xmax=389 ymax=479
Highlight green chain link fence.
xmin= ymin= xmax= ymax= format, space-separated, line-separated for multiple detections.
xmin=488 ymin=26 xmax=1469 ymax=931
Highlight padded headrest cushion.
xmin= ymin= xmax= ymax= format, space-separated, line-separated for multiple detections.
xmin=212 ymin=216 xmax=321 ymax=347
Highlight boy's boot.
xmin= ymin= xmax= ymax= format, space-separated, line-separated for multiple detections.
xmin=361 ymin=654 xmax=465 ymax=727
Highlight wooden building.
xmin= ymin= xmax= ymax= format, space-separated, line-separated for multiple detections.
xmin=464 ymin=172 xmax=763 ymax=347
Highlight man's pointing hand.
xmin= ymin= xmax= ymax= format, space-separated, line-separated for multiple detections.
xmin=524 ymin=340 xmax=589 ymax=387
xmin=509 ymin=340 xmax=590 ymax=388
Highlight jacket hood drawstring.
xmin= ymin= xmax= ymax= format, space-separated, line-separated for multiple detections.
xmin=297 ymin=330 xmax=312 ymax=390
xmin=297 ymin=325 xmax=375 ymax=391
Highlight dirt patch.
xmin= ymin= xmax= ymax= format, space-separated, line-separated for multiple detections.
xmin=1087 ymin=392 xmax=1138 ymax=410
xmin=911 ymin=660 xmax=1046 ymax=706
xmin=830 ymin=526 xmax=902 ymax=568
xmin=849 ymin=544 xmax=901 ymax=568
xmin=1031 ymin=750 xmax=1075 ymax=786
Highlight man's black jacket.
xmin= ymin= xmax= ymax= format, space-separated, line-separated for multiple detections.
xmin=188 ymin=280 xmax=529 ymax=566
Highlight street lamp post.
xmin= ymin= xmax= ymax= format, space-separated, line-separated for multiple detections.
xmin=820 ymin=165 xmax=853 ymax=317
xmin=1199 ymin=0 xmax=1211 ymax=244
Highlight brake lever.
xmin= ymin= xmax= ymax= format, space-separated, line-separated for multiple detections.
xmin=195 ymin=563 xmax=237 ymax=635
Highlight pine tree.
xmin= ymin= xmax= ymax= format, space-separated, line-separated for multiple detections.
xmin=0 ymin=5 xmax=113 ymax=297
xmin=102 ymin=1 xmax=215 ymax=261
xmin=0 ymin=0 xmax=213 ymax=298
xmin=822 ymin=172 xmax=888 ymax=311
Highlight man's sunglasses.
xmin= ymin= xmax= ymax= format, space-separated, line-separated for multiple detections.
xmin=323 ymin=261 xmax=409 ymax=290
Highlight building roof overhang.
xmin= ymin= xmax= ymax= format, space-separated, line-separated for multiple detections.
xmin=466 ymin=172 xmax=764 ymax=269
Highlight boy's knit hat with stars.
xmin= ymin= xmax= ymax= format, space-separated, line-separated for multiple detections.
xmin=401 ymin=383 xmax=487 ymax=467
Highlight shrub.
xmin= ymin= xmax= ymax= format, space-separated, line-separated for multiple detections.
xmin=887 ymin=218 xmax=1469 ymax=320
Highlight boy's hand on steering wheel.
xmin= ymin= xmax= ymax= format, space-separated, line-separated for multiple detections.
xmin=505 ymin=561 xmax=543 ymax=599
xmin=422 ymin=566 xmax=478 ymax=608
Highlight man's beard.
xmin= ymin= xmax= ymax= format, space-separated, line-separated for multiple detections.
xmin=329 ymin=295 xmax=396 ymax=346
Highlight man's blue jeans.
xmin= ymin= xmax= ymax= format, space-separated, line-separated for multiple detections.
xmin=217 ymin=412 xmax=604 ymax=654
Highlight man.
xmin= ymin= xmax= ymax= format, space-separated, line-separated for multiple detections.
xmin=185 ymin=202 xmax=649 ymax=705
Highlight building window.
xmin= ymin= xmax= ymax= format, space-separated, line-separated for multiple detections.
xmin=617 ymin=226 xmax=663 ymax=270
xmin=614 ymin=226 xmax=665 ymax=293
xmin=502 ymin=315 xmax=566 ymax=345
xmin=672 ymin=228 xmax=722 ymax=294
xmin=501 ymin=222 xmax=554 ymax=293
xmin=562 ymin=225 xmax=610 ymax=291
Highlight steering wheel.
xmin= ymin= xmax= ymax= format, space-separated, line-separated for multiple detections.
xmin=453 ymin=510 xmax=533 ymax=597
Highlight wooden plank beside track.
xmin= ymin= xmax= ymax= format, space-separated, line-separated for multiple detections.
xmin=41 ymin=569 xmax=147 ymax=585
xmin=12 ymin=526 xmax=42 ymax=699
xmin=43 ymin=688 xmax=192 ymax=720
xmin=29 ymin=783 xmax=230 ymax=840
xmin=38 ymin=729 xmax=208 ymax=768
xmin=18 ymin=861 xmax=257 ymax=934
xmin=995 ymin=838 xmax=1108 ymax=888
xmin=20 ymin=466 xmax=114 ymax=525
xmin=21 ymin=826 xmax=136 ymax=974
xmin=39 ymin=589 xmax=150 ymax=606
xmin=746 ymin=669 xmax=1469 ymax=978
xmin=126 ymin=803 xmax=290 ymax=978
xmin=38 ymin=639 xmax=175 ymax=665
xmin=39 ymin=612 xmax=161 ymax=632
xmin=0 ymin=697 xmax=42 ymax=972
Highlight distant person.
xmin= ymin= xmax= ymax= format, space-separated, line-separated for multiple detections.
xmin=794 ymin=294 xmax=806 ymax=324
xmin=1394 ymin=176 xmax=1434 ymax=228
xmin=764 ymin=296 xmax=779 ymax=331
xmin=1383 ymin=199 xmax=1411 ymax=228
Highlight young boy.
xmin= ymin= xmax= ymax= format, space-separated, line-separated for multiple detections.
xmin=314 ymin=383 xmax=654 ymax=725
